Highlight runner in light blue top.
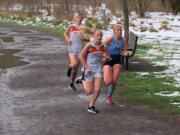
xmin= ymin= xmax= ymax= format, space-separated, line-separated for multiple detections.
xmin=108 ymin=34 xmax=124 ymax=55
xmin=103 ymin=25 xmax=129 ymax=104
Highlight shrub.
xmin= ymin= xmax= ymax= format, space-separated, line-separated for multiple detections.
xmin=162 ymin=20 xmax=169 ymax=25
xmin=87 ymin=17 xmax=99 ymax=24
xmin=48 ymin=20 xmax=63 ymax=26
xmin=140 ymin=26 xmax=148 ymax=32
xmin=129 ymin=22 xmax=136 ymax=27
xmin=96 ymin=23 xmax=103 ymax=29
xmin=149 ymin=26 xmax=158 ymax=32
xmin=159 ymin=24 xmax=171 ymax=30
xmin=116 ymin=21 xmax=121 ymax=24
xmin=149 ymin=23 xmax=153 ymax=25
xmin=85 ymin=20 xmax=93 ymax=28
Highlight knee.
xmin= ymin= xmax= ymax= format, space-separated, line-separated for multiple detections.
xmin=94 ymin=89 xmax=100 ymax=92
xmin=71 ymin=63 xmax=78 ymax=68
xmin=105 ymin=80 xmax=112 ymax=86
xmin=111 ymin=82 xmax=116 ymax=88
xmin=86 ymin=91 xmax=93 ymax=94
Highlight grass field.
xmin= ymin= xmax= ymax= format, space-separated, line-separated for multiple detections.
xmin=116 ymin=42 xmax=180 ymax=115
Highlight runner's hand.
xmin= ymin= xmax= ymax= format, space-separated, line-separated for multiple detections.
xmin=85 ymin=67 xmax=92 ymax=74
xmin=102 ymin=56 xmax=112 ymax=63
xmin=123 ymin=50 xmax=129 ymax=56
xmin=102 ymin=58 xmax=106 ymax=63
xmin=68 ymin=39 xmax=72 ymax=45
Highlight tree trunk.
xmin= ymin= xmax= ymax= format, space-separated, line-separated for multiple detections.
xmin=123 ymin=0 xmax=129 ymax=41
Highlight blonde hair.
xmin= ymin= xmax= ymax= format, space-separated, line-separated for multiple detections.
xmin=78 ymin=24 xmax=97 ymax=38
xmin=73 ymin=13 xmax=82 ymax=23
xmin=113 ymin=24 xmax=122 ymax=32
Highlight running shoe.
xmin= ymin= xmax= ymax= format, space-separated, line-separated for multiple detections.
xmin=75 ymin=75 xmax=82 ymax=84
xmin=69 ymin=83 xmax=77 ymax=91
xmin=88 ymin=106 xmax=99 ymax=114
xmin=66 ymin=67 xmax=72 ymax=77
xmin=106 ymin=97 xmax=113 ymax=104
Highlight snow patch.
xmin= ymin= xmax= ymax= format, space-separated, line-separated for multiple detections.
xmin=154 ymin=91 xmax=180 ymax=97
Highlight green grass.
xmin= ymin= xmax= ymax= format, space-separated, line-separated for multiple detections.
xmin=0 ymin=13 xmax=66 ymax=36
xmin=156 ymin=65 xmax=168 ymax=71
xmin=149 ymin=27 xmax=158 ymax=32
xmin=135 ymin=49 xmax=147 ymax=56
xmin=119 ymin=42 xmax=180 ymax=115
xmin=26 ymin=23 xmax=65 ymax=35
xmin=137 ymin=44 xmax=153 ymax=51
xmin=152 ymin=55 xmax=165 ymax=62
xmin=135 ymin=43 xmax=168 ymax=63
xmin=116 ymin=71 xmax=180 ymax=115
xmin=134 ymin=44 xmax=153 ymax=58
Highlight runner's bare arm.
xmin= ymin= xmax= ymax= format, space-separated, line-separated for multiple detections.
xmin=104 ymin=44 xmax=112 ymax=62
xmin=64 ymin=24 xmax=72 ymax=45
xmin=103 ymin=36 xmax=113 ymax=46
xmin=80 ymin=42 xmax=92 ymax=73
xmin=102 ymin=36 xmax=113 ymax=62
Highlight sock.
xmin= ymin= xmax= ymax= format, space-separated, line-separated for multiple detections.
xmin=107 ymin=85 xmax=115 ymax=97
xmin=70 ymin=72 xmax=77 ymax=84
xmin=68 ymin=66 xmax=72 ymax=71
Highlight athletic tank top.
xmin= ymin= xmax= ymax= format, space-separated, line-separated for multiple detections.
xmin=69 ymin=24 xmax=83 ymax=52
xmin=86 ymin=42 xmax=105 ymax=72
xmin=108 ymin=35 xmax=124 ymax=56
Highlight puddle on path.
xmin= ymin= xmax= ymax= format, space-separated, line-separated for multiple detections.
xmin=0 ymin=36 xmax=14 ymax=42
xmin=13 ymin=30 xmax=31 ymax=33
xmin=26 ymin=36 xmax=53 ymax=41
xmin=0 ymin=49 xmax=29 ymax=69
xmin=0 ymin=32 xmax=6 ymax=35
xmin=31 ymin=44 xmax=43 ymax=46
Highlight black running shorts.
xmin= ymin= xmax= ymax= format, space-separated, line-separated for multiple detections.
xmin=104 ymin=55 xmax=122 ymax=67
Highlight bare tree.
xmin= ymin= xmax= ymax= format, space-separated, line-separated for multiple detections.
xmin=161 ymin=0 xmax=180 ymax=14
xmin=129 ymin=0 xmax=149 ymax=17
xmin=123 ymin=0 xmax=129 ymax=41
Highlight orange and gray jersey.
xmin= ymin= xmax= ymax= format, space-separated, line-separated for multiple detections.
xmin=86 ymin=42 xmax=105 ymax=73
xmin=68 ymin=24 xmax=83 ymax=53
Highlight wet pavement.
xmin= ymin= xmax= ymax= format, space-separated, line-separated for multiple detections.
xmin=0 ymin=23 xmax=180 ymax=135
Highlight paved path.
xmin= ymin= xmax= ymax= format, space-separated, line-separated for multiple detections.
xmin=0 ymin=23 xmax=180 ymax=135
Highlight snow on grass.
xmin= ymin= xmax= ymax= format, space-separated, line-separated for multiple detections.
xmin=136 ymin=72 xmax=150 ymax=77
xmin=171 ymin=102 xmax=180 ymax=105
xmin=170 ymin=102 xmax=180 ymax=108
xmin=0 ymin=14 xmax=69 ymax=31
xmin=154 ymin=91 xmax=180 ymax=97
xmin=124 ymin=12 xmax=180 ymax=88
